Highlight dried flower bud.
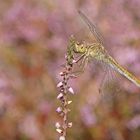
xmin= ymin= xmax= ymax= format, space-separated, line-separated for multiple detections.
xmin=59 ymin=136 xmax=65 ymax=140
xmin=56 ymin=107 xmax=62 ymax=113
xmin=60 ymin=88 xmax=64 ymax=92
xmin=65 ymin=54 xmax=67 ymax=59
xmin=68 ymin=87 xmax=74 ymax=94
xmin=59 ymin=72 xmax=65 ymax=76
xmin=56 ymin=128 xmax=63 ymax=134
xmin=60 ymin=112 xmax=64 ymax=117
xmin=57 ymin=93 xmax=63 ymax=100
xmin=68 ymin=122 xmax=72 ymax=128
xmin=57 ymin=82 xmax=63 ymax=88
xmin=67 ymin=101 xmax=72 ymax=104
xmin=72 ymin=59 xmax=77 ymax=63
xmin=55 ymin=122 xmax=61 ymax=128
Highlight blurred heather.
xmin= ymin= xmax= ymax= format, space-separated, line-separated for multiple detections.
xmin=0 ymin=0 xmax=140 ymax=140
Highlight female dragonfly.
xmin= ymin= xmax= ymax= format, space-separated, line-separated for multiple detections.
xmin=68 ymin=10 xmax=140 ymax=91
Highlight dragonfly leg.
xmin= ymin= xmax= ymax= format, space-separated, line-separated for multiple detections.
xmin=74 ymin=54 xmax=85 ymax=63
xmin=79 ymin=55 xmax=88 ymax=72
xmin=69 ymin=55 xmax=88 ymax=75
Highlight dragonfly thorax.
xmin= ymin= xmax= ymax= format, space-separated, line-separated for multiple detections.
xmin=73 ymin=43 xmax=87 ymax=54
xmin=88 ymin=44 xmax=108 ymax=61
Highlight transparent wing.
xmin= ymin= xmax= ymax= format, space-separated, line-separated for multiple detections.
xmin=72 ymin=50 xmax=122 ymax=99
xmin=78 ymin=10 xmax=104 ymax=45
xmin=73 ymin=54 xmax=89 ymax=73
xmin=99 ymin=62 xmax=122 ymax=101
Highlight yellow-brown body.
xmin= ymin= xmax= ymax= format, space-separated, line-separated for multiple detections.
xmin=73 ymin=41 xmax=140 ymax=88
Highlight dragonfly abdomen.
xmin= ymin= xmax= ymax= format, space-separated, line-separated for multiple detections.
xmin=107 ymin=56 xmax=140 ymax=88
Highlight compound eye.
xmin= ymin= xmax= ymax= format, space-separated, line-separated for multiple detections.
xmin=81 ymin=45 xmax=84 ymax=49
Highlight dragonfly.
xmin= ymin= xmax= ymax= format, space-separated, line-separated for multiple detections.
xmin=68 ymin=10 xmax=140 ymax=91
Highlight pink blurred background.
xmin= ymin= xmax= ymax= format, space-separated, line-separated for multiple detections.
xmin=0 ymin=0 xmax=140 ymax=140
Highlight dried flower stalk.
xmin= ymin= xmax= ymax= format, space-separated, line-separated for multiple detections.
xmin=56 ymin=36 xmax=76 ymax=140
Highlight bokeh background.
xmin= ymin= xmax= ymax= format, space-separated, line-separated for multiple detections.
xmin=0 ymin=0 xmax=140 ymax=140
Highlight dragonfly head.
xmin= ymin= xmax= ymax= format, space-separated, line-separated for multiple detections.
xmin=73 ymin=42 xmax=87 ymax=54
